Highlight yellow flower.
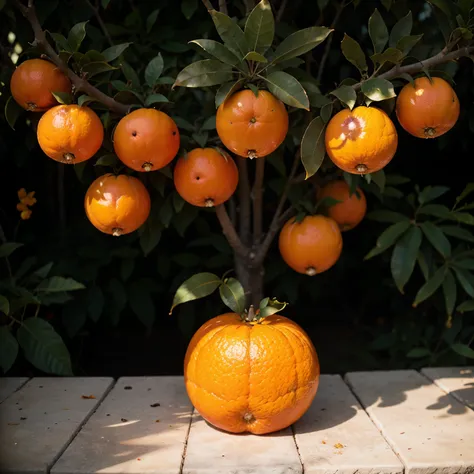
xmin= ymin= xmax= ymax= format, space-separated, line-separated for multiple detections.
xmin=20 ymin=209 xmax=32 ymax=220
xmin=17 ymin=188 xmax=36 ymax=219
xmin=17 ymin=203 xmax=28 ymax=212
xmin=18 ymin=188 xmax=27 ymax=199
xmin=22 ymin=193 xmax=37 ymax=206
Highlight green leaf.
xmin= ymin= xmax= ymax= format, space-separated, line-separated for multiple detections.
xmin=49 ymin=32 xmax=71 ymax=51
xmin=391 ymin=226 xmax=422 ymax=293
xmin=0 ymin=296 xmax=9 ymax=315
xmin=243 ymin=51 xmax=267 ymax=62
xmin=215 ymin=79 xmax=245 ymax=108
xmin=361 ymin=78 xmax=396 ymax=101
xmin=453 ymin=212 xmax=474 ymax=225
xmin=5 ymin=96 xmax=23 ymax=131
xmin=122 ymin=61 xmax=140 ymax=88
xmin=418 ymin=185 xmax=449 ymax=204
xmin=146 ymin=8 xmax=160 ymax=33
xmin=170 ymin=272 xmax=222 ymax=314
xmin=244 ymin=0 xmax=274 ymax=55
xmin=77 ymin=95 xmax=96 ymax=107
xmin=443 ymin=268 xmax=457 ymax=317
xmin=0 ymin=242 xmax=23 ymax=258
xmin=201 ymin=115 xmax=216 ymax=130
xmin=330 ymin=85 xmax=356 ymax=110
xmin=396 ymin=34 xmax=423 ymax=56
xmin=174 ymin=60 xmax=233 ymax=88
xmin=173 ymin=191 xmax=185 ymax=213
xmin=145 ymin=94 xmax=169 ymax=106
xmin=439 ymin=225 xmax=474 ymax=243
xmin=102 ymin=43 xmax=131 ymax=62
xmin=455 ymin=182 xmax=474 ymax=205
xmin=420 ymin=222 xmax=451 ymax=258
xmin=413 ymin=266 xmax=446 ymax=307
xmin=389 ymin=11 xmax=412 ymax=47
xmin=190 ymin=40 xmax=241 ymax=66
xmin=211 ymin=10 xmax=249 ymax=59
xmin=51 ymin=91 xmax=73 ymax=105
xmin=272 ymin=26 xmax=333 ymax=64
xmin=95 ymin=154 xmax=118 ymax=166
xmin=457 ymin=299 xmax=474 ymax=312
xmin=417 ymin=204 xmax=452 ymax=219
xmin=365 ymin=221 xmax=411 ymax=259
xmin=341 ymin=34 xmax=367 ymax=74
xmin=62 ymin=304 xmax=87 ymax=338
xmin=0 ymin=326 xmax=18 ymax=373
xmin=219 ymin=277 xmax=246 ymax=314
xmin=17 ymin=318 xmax=72 ymax=375
xmin=68 ymin=21 xmax=88 ymax=51
xmin=371 ymin=48 xmax=403 ymax=66
xmin=87 ymin=286 xmax=104 ymax=322
xmin=145 ymin=53 xmax=164 ymax=87
xmin=181 ymin=0 xmax=197 ymax=19
xmin=36 ymin=277 xmax=85 ymax=292
xmin=371 ymin=170 xmax=386 ymax=193
xmin=128 ymin=281 xmax=155 ymax=330
xmin=262 ymin=71 xmax=309 ymax=110
xmin=451 ymin=343 xmax=474 ymax=359
xmin=301 ymin=116 xmax=326 ymax=179
xmin=406 ymin=347 xmax=431 ymax=358
xmin=429 ymin=0 xmax=456 ymax=19
xmin=82 ymin=62 xmax=117 ymax=78
xmin=259 ymin=298 xmax=288 ymax=318
xmin=139 ymin=211 xmax=162 ymax=256
xmin=368 ymin=8 xmax=389 ymax=53
xmin=367 ymin=210 xmax=409 ymax=223
xmin=453 ymin=267 xmax=474 ymax=297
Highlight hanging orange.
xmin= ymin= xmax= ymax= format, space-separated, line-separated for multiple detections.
xmin=185 ymin=312 xmax=320 ymax=434
xmin=279 ymin=215 xmax=342 ymax=275
xmin=37 ymin=105 xmax=104 ymax=164
xmin=113 ymin=108 xmax=180 ymax=172
xmin=317 ymin=180 xmax=367 ymax=231
xmin=10 ymin=59 xmax=72 ymax=112
xmin=325 ymin=106 xmax=398 ymax=175
xmin=84 ymin=174 xmax=150 ymax=236
xmin=396 ymin=76 xmax=460 ymax=138
xmin=216 ymin=89 xmax=289 ymax=159
xmin=173 ymin=147 xmax=238 ymax=207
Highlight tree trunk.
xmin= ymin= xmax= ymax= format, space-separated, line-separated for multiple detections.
xmin=235 ymin=254 xmax=264 ymax=308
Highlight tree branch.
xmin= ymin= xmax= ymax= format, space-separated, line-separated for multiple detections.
xmin=84 ymin=0 xmax=113 ymax=47
xmin=201 ymin=0 xmax=214 ymax=11
xmin=218 ymin=0 xmax=228 ymax=14
xmin=252 ymin=158 xmax=265 ymax=243
xmin=215 ymin=204 xmax=248 ymax=258
xmin=14 ymin=0 xmax=129 ymax=115
xmin=237 ymin=157 xmax=251 ymax=245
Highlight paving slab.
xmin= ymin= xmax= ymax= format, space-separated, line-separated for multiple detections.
xmin=0 ymin=377 xmax=29 ymax=403
xmin=52 ymin=376 xmax=192 ymax=474
xmin=183 ymin=411 xmax=302 ymax=474
xmin=346 ymin=370 xmax=474 ymax=474
xmin=0 ymin=376 xmax=114 ymax=474
xmin=293 ymin=374 xmax=403 ymax=474
xmin=421 ymin=367 xmax=474 ymax=409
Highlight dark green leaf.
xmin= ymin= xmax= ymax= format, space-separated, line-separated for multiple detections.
xmin=413 ymin=266 xmax=446 ymax=307
xmin=243 ymin=51 xmax=267 ymax=62
xmin=82 ymin=61 xmax=117 ymax=78
xmin=272 ymin=27 xmax=333 ymax=64
xmin=145 ymin=53 xmax=164 ymax=87
xmin=170 ymin=272 xmax=222 ymax=313
xmin=368 ymin=8 xmax=389 ymax=53
xmin=407 ymin=347 xmax=431 ymax=358
xmin=371 ymin=170 xmax=386 ymax=193
xmin=439 ymin=225 xmax=474 ymax=243
xmin=122 ymin=61 xmax=140 ymax=88
xmin=49 ymin=32 xmax=71 ymax=52
xmin=396 ymin=34 xmax=423 ymax=56
xmin=262 ymin=71 xmax=309 ymax=110
xmin=5 ymin=96 xmax=23 ymax=131
xmin=174 ymin=60 xmax=233 ymax=88
xmin=95 ymin=154 xmax=118 ymax=166
xmin=365 ymin=221 xmax=411 ymax=259
xmin=68 ymin=21 xmax=88 ymax=51
xmin=173 ymin=192 xmax=185 ymax=213
xmin=453 ymin=212 xmax=474 ymax=225
xmin=62 ymin=304 xmax=87 ymax=338
xmin=457 ymin=299 xmax=474 ymax=312
xmin=455 ymin=182 xmax=474 ymax=205
xmin=144 ymin=94 xmax=169 ymax=107
xmin=361 ymin=78 xmax=396 ymax=101
xmin=453 ymin=267 xmax=474 ymax=297
xmin=159 ymin=196 xmax=174 ymax=228
xmin=215 ymin=79 xmax=245 ymax=108
xmin=219 ymin=277 xmax=245 ymax=314
xmin=51 ymin=91 xmax=73 ymax=105
xmin=418 ymin=204 xmax=452 ymax=219
xmin=36 ymin=276 xmax=85 ymax=292
xmin=259 ymin=298 xmax=288 ymax=318
xmin=391 ymin=226 xmax=422 ymax=293
xmin=367 ymin=210 xmax=409 ymax=223
xmin=0 ymin=296 xmax=9 ymax=315
xmin=443 ymin=268 xmax=457 ymax=317
xmin=451 ymin=343 xmax=474 ymax=359
xmin=211 ymin=10 xmax=249 ymax=59
xmin=330 ymin=85 xmax=356 ymax=110
xmin=244 ymin=0 xmax=274 ymax=54
xmin=181 ymin=0 xmax=197 ymax=19
xmin=429 ymin=0 xmax=456 ymax=18
xmin=77 ymin=95 xmax=96 ymax=106
xmin=418 ymin=185 xmax=449 ymax=204
xmin=139 ymin=211 xmax=162 ymax=256
xmin=341 ymin=34 xmax=367 ymax=74
xmin=128 ymin=282 xmax=155 ymax=330
xmin=420 ymin=222 xmax=451 ymax=258
xmin=389 ymin=11 xmax=412 ymax=47
xmin=146 ymin=8 xmax=160 ymax=33
xmin=201 ymin=115 xmax=216 ymax=130
xmin=301 ymin=116 xmax=326 ymax=179
xmin=0 ymin=242 xmax=23 ymax=258
xmin=320 ymin=102 xmax=333 ymax=123
xmin=0 ymin=326 xmax=18 ymax=373
xmin=371 ymin=48 xmax=403 ymax=66
xmin=88 ymin=286 xmax=104 ymax=322
xmin=102 ymin=43 xmax=131 ymax=62
xmin=17 ymin=318 xmax=72 ymax=375
xmin=190 ymin=39 xmax=241 ymax=66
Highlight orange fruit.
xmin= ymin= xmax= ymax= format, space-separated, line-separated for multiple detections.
xmin=184 ymin=312 xmax=320 ymax=434
xmin=216 ymin=89 xmax=289 ymax=159
xmin=10 ymin=59 xmax=72 ymax=112
xmin=113 ymin=108 xmax=180 ymax=172
xmin=37 ymin=105 xmax=104 ymax=164
xmin=173 ymin=147 xmax=239 ymax=207
xmin=84 ymin=174 xmax=150 ymax=236
xmin=325 ymin=106 xmax=398 ymax=175
xmin=396 ymin=76 xmax=460 ymax=138
xmin=279 ymin=215 xmax=342 ymax=275
xmin=317 ymin=180 xmax=367 ymax=231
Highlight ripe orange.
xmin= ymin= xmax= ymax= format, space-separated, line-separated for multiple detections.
xmin=279 ymin=215 xmax=342 ymax=275
xmin=396 ymin=77 xmax=460 ymax=138
xmin=37 ymin=105 xmax=104 ymax=164
xmin=84 ymin=174 xmax=150 ymax=236
xmin=185 ymin=312 xmax=320 ymax=434
xmin=173 ymin=147 xmax=238 ymax=207
xmin=216 ymin=89 xmax=289 ymax=159
xmin=325 ymin=106 xmax=398 ymax=174
xmin=113 ymin=108 xmax=180 ymax=172
xmin=317 ymin=180 xmax=367 ymax=231
xmin=10 ymin=59 xmax=72 ymax=112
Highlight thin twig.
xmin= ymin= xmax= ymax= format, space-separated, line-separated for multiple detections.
xmin=85 ymin=0 xmax=113 ymax=47
xmin=276 ymin=0 xmax=288 ymax=22
xmin=215 ymin=204 xmax=248 ymax=258
xmin=201 ymin=0 xmax=214 ymax=11
xmin=236 ymin=157 xmax=251 ymax=245
xmin=14 ymin=0 xmax=129 ymax=115
xmin=252 ymin=158 xmax=265 ymax=243
xmin=218 ymin=0 xmax=227 ymax=14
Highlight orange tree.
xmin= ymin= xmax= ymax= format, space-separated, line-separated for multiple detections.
xmin=1 ymin=0 xmax=474 ymax=375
